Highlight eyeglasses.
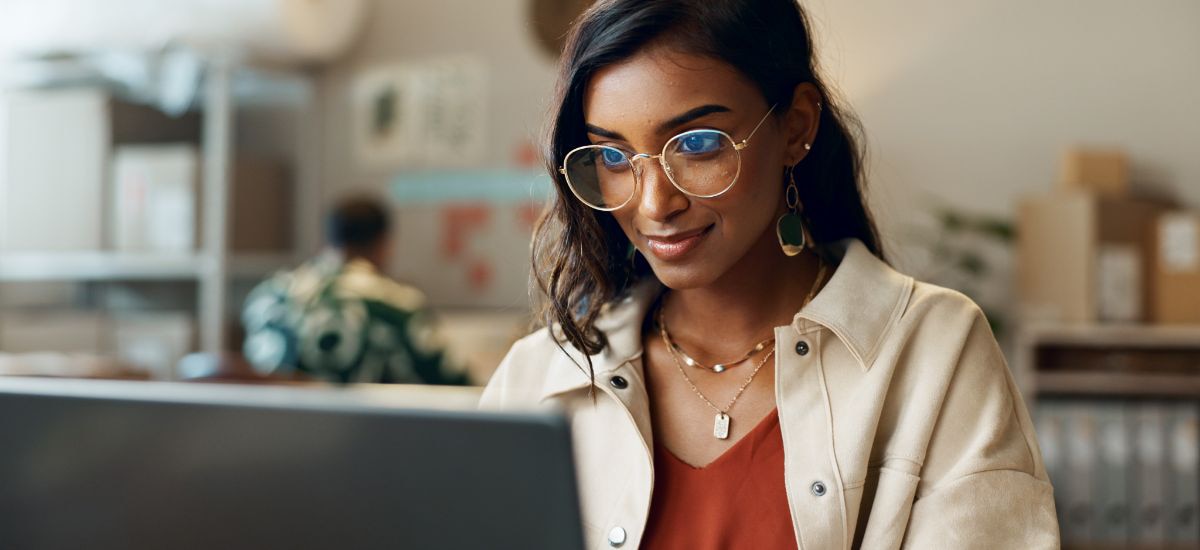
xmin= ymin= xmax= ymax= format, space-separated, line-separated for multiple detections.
xmin=559 ymin=105 xmax=777 ymax=211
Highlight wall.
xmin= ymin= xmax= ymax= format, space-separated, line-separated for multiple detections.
xmin=313 ymin=0 xmax=557 ymax=308
xmin=314 ymin=0 xmax=1200 ymax=311
xmin=807 ymin=0 xmax=1200 ymax=264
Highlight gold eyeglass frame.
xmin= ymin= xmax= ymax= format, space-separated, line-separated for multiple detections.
xmin=559 ymin=104 xmax=778 ymax=212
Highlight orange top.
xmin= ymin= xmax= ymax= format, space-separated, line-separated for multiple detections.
xmin=641 ymin=408 xmax=798 ymax=550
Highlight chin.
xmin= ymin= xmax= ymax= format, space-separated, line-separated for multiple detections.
xmin=643 ymin=259 xmax=724 ymax=290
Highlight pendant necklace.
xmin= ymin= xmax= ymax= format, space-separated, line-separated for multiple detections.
xmin=658 ymin=261 xmax=828 ymax=439
xmin=660 ymin=310 xmax=775 ymax=439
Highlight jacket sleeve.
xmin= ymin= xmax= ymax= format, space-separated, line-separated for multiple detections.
xmin=477 ymin=346 xmax=514 ymax=410
xmin=902 ymin=306 xmax=1060 ymax=549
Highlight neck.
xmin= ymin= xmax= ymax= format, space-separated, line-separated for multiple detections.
xmin=337 ymin=247 xmax=385 ymax=271
xmin=661 ymin=231 xmax=824 ymax=357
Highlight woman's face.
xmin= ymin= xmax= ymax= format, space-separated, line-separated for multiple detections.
xmin=582 ymin=46 xmax=802 ymax=289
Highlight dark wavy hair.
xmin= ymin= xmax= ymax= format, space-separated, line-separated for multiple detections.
xmin=531 ymin=0 xmax=885 ymax=372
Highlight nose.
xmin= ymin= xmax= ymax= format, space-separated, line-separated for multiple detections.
xmin=632 ymin=155 xmax=688 ymax=222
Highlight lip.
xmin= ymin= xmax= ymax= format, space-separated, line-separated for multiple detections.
xmin=642 ymin=224 xmax=713 ymax=261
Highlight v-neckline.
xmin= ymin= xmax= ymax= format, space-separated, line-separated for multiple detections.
xmin=656 ymin=407 xmax=781 ymax=470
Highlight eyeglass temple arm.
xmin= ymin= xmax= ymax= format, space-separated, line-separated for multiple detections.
xmin=734 ymin=104 xmax=778 ymax=151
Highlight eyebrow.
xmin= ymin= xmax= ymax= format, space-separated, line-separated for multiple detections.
xmin=585 ymin=104 xmax=733 ymax=141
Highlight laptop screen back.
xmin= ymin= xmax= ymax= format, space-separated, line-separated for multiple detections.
xmin=0 ymin=379 xmax=583 ymax=550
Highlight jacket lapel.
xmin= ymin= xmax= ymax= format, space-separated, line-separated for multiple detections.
xmin=537 ymin=281 xmax=664 ymax=453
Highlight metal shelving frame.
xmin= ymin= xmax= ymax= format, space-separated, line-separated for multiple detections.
xmin=0 ymin=54 xmax=316 ymax=356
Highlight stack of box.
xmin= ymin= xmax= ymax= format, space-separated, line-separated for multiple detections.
xmin=109 ymin=147 xmax=293 ymax=253
xmin=0 ymin=89 xmax=295 ymax=255
xmin=1018 ymin=148 xmax=1200 ymax=325
xmin=110 ymin=145 xmax=201 ymax=253
xmin=1150 ymin=212 xmax=1200 ymax=324
xmin=0 ymin=311 xmax=195 ymax=379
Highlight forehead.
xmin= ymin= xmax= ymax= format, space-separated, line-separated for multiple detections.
xmin=582 ymin=46 xmax=763 ymax=131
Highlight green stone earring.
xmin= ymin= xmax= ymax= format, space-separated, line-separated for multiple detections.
xmin=776 ymin=162 xmax=809 ymax=257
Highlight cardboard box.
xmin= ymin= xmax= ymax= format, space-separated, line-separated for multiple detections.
xmin=1060 ymin=148 xmax=1129 ymax=197
xmin=0 ymin=311 xmax=105 ymax=354
xmin=1017 ymin=192 xmax=1167 ymax=323
xmin=112 ymin=151 xmax=294 ymax=253
xmin=1096 ymin=245 xmax=1141 ymax=322
xmin=231 ymin=157 xmax=293 ymax=252
xmin=109 ymin=100 xmax=201 ymax=144
xmin=0 ymin=89 xmax=201 ymax=253
xmin=110 ymin=145 xmax=200 ymax=252
xmin=0 ymin=311 xmax=195 ymax=378
xmin=1148 ymin=212 xmax=1200 ymax=324
xmin=110 ymin=312 xmax=194 ymax=380
xmin=0 ymin=89 xmax=108 ymax=251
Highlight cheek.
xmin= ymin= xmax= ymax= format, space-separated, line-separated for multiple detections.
xmin=610 ymin=211 xmax=638 ymax=242
xmin=715 ymin=162 xmax=783 ymax=231
xmin=724 ymin=140 xmax=786 ymax=213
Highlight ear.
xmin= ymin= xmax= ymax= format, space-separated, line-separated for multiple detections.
xmin=782 ymin=83 xmax=823 ymax=165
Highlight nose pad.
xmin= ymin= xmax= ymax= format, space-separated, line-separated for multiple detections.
xmin=629 ymin=154 xmax=673 ymax=180
xmin=661 ymin=158 xmax=675 ymax=179
xmin=631 ymin=154 xmax=670 ymax=189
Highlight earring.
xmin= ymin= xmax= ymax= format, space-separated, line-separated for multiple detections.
xmin=803 ymin=143 xmax=812 ymax=151
xmin=776 ymin=165 xmax=809 ymax=257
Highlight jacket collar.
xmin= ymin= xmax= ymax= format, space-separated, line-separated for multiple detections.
xmin=539 ymin=281 xmax=662 ymax=401
xmin=793 ymin=238 xmax=913 ymax=372
xmin=539 ymin=238 xmax=913 ymax=400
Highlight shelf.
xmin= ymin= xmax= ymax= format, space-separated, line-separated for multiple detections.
xmin=1019 ymin=323 xmax=1200 ymax=348
xmin=1 ymin=55 xmax=313 ymax=111
xmin=0 ymin=252 xmax=208 ymax=281
xmin=1036 ymin=370 xmax=1200 ymax=399
xmin=0 ymin=252 xmax=294 ymax=281
xmin=1017 ymin=323 xmax=1200 ymax=401
xmin=0 ymin=58 xmax=316 ymax=354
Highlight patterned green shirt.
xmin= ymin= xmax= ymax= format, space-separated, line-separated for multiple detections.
xmin=241 ymin=255 xmax=469 ymax=385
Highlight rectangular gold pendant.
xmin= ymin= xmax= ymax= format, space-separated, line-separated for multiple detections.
xmin=713 ymin=413 xmax=730 ymax=440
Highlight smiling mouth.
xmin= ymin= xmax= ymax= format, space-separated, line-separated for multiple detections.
xmin=642 ymin=224 xmax=713 ymax=261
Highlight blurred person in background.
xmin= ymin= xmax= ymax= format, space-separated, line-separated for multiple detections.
xmin=481 ymin=0 xmax=1058 ymax=548
xmin=242 ymin=195 xmax=469 ymax=385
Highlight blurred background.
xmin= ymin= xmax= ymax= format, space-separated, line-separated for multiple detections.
xmin=0 ymin=0 xmax=1196 ymax=548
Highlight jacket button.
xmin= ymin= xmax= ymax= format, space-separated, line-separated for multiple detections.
xmin=811 ymin=480 xmax=827 ymax=497
xmin=608 ymin=526 xmax=627 ymax=547
xmin=795 ymin=341 xmax=810 ymax=356
xmin=609 ymin=376 xmax=628 ymax=390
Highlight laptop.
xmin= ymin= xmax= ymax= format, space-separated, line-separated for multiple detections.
xmin=0 ymin=378 xmax=583 ymax=550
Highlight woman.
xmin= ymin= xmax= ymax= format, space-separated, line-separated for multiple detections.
xmin=481 ymin=0 xmax=1059 ymax=548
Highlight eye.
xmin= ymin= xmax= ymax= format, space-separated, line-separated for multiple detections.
xmin=674 ymin=131 xmax=723 ymax=156
xmin=599 ymin=147 xmax=630 ymax=170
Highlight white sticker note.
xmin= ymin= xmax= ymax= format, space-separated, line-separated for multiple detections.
xmin=1162 ymin=214 xmax=1200 ymax=273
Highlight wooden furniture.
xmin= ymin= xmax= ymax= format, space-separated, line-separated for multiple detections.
xmin=1016 ymin=323 xmax=1200 ymax=402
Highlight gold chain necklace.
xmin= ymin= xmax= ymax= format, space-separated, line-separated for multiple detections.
xmin=659 ymin=311 xmax=775 ymax=439
xmin=663 ymin=333 xmax=773 ymax=374
xmin=658 ymin=261 xmax=829 ymax=440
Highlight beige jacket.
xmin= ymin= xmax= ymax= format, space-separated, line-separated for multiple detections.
xmin=480 ymin=239 xmax=1060 ymax=549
